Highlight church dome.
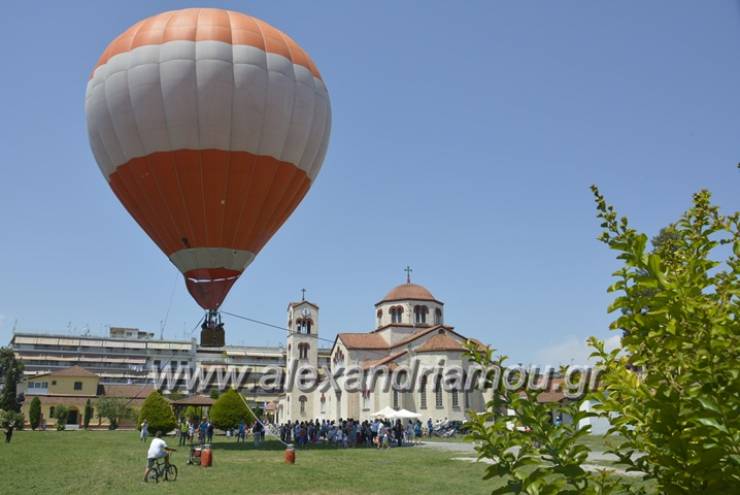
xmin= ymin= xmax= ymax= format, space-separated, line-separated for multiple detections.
xmin=380 ymin=283 xmax=437 ymax=303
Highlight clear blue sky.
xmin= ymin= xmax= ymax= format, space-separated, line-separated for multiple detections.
xmin=0 ymin=1 xmax=738 ymax=364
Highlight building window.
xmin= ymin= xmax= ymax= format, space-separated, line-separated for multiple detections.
xmin=296 ymin=318 xmax=312 ymax=334
xmin=419 ymin=375 xmax=427 ymax=409
xmin=299 ymin=395 xmax=307 ymax=414
xmin=332 ymin=349 xmax=345 ymax=367
xmin=298 ymin=343 xmax=310 ymax=360
xmin=376 ymin=309 xmax=382 ymax=325
xmin=393 ymin=390 xmax=400 ymax=410
xmin=390 ymin=306 xmax=403 ymax=324
xmin=50 ymin=406 xmax=55 ymax=417
xmin=463 ymin=372 xmax=470 ymax=410
xmin=452 ymin=390 xmax=459 ymax=409
xmin=320 ymin=394 xmax=326 ymax=414
xmin=414 ymin=305 xmax=429 ymax=325
xmin=435 ymin=308 xmax=443 ymax=325
xmin=435 ymin=375 xmax=443 ymax=409
xmin=362 ymin=388 xmax=370 ymax=411
xmin=52 ymin=381 xmax=57 ymax=386
xmin=74 ymin=381 xmax=83 ymax=391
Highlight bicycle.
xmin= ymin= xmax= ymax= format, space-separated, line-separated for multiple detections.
xmin=146 ymin=453 xmax=178 ymax=483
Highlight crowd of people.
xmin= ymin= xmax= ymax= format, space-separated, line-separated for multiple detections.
xmin=278 ymin=418 xmax=426 ymax=448
xmin=141 ymin=415 xmax=446 ymax=450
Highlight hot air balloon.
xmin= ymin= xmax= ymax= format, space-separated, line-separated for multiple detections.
xmin=85 ymin=8 xmax=331 ymax=346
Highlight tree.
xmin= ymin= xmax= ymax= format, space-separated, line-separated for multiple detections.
xmin=29 ymin=397 xmax=41 ymax=430
xmin=138 ymin=391 xmax=176 ymax=434
xmin=183 ymin=405 xmax=200 ymax=423
xmin=465 ymin=187 xmax=739 ymax=494
xmin=0 ymin=347 xmax=24 ymax=412
xmin=95 ymin=397 xmax=133 ymax=430
xmin=209 ymin=389 xmax=220 ymax=400
xmin=209 ymin=388 xmax=254 ymax=431
xmin=83 ymin=399 xmax=94 ymax=429
xmin=0 ymin=409 xmax=25 ymax=431
xmin=589 ymin=187 xmax=739 ymax=493
xmin=465 ymin=346 xmax=623 ymax=494
xmin=54 ymin=406 xmax=69 ymax=431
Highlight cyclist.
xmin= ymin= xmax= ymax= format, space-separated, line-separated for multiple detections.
xmin=144 ymin=431 xmax=176 ymax=482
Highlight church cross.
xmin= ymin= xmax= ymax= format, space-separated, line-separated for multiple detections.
xmin=404 ymin=265 xmax=413 ymax=284
xmin=301 ymin=288 xmax=306 ymax=301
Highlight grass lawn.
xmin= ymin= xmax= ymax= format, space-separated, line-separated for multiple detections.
xmin=0 ymin=430 xmax=496 ymax=495
xmin=577 ymin=433 xmax=624 ymax=452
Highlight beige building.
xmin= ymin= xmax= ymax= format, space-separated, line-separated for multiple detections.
xmin=21 ymin=365 xmax=153 ymax=428
xmin=277 ymin=280 xmax=490 ymax=423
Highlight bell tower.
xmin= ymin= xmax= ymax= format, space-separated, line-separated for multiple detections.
xmin=286 ymin=290 xmax=319 ymax=420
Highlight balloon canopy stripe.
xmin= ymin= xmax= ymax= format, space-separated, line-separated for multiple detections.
xmin=108 ymin=149 xmax=311 ymax=257
xmin=92 ymin=8 xmax=321 ymax=79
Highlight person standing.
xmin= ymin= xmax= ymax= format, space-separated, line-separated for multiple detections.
xmin=237 ymin=421 xmax=246 ymax=444
xmin=206 ymin=421 xmax=214 ymax=444
xmin=178 ymin=421 xmax=188 ymax=446
xmin=4 ymin=420 xmax=14 ymax=444
xmin=188 ymin=421 xmax=196 ymax=446
xmin=140 ymin=420 xmax=149 ymax=442
xmin=199 ymin=418 xmax=207 ymax=445
xmin=427 ymin=418 xmax=433 ymax=438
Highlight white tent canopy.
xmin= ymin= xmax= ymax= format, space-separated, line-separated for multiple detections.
xmin=394 ymin=409 xmax=421 ymax=419
xmin=371 ymin=407 xmax=422 ymax=420
xmin=371 ymin=406 xmax=397 ymax=419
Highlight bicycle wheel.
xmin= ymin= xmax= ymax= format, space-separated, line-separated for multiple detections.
xmin=165 ymin=464 xmax=178 ymax=481
xmin=146 ymin=468 xmax=159 ymax=483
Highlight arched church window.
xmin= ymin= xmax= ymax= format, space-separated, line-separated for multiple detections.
xmin=390 ymin=306 xmax=404 ymax=324
xmin=393 ymin=390 xmax=400 ymax=410
xmin=298 ymin=343 xmax=310 ymax=360
xmin=376 ymin=309 xmax=382 ymax=325
xmin=419 ymin=375 xmax=427 ymax=409
xmin=414 ymin=305 xmax=429 ymax=325
xmin=435 ymin=375 xmax=443 ymax=409
xmin=299 ymin=395 xmax=307 ymax=414
xmin=434 ymin=308 xmax=443 ymax=325
xmin=296 ymin=318 xmax=313 ymax=334
xmin=332 ymin=349 xmax=345 ymax=367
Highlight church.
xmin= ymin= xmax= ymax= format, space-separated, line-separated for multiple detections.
xmin=277 ymin=272 xmax=490 ymax=423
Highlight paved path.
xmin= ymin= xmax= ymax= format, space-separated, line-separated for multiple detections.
xmin=418 ymin=441 xmax=628 ymax=465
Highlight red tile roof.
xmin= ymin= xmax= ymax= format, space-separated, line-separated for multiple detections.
xmin=415 ymin=333 xmax=465 ymax=353
xmin=336 ymin=333 xmax=388 ymax=350
xmin=361 ymin=350 xmax=409 ymax=370
xmin=103 ymin=384 xmax=155 ymax=399
xmin=171 ymin=395 xmax=215 ymax=406
xmin=34 ymin=365 xmax=99 ymax=379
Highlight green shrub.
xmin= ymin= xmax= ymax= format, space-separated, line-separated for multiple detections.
xmin=138 ymin=391 xmax=176 ymax=434
xmin=29 ymin=397 xmax=41 ymax=429
xmin=55 ymin=406 xmax=69 ymax=431
xmin=209 ymin=388 xmax=254 ymax=431
xmin=183 ymin=405 xmax=200 ymax=423
xmin=96 ymin=397 xmax=133 ymax=430
xmin=589 ymin=187 xmax=739 ymax=493
xmin=0 ymin=409 xmax=25 ymax=430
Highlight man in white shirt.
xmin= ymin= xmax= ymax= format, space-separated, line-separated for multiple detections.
xmin=144 ymin=431 xmax=176 ymax=482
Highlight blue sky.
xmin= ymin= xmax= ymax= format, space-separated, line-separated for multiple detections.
xmin=0 ymin=1 xmax=738 ymax=364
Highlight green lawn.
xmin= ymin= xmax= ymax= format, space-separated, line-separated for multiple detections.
xmin=0 ymin=430 xmax=495 ymax=495
xmin=577 ymin=433 xmax=625 ymax=452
